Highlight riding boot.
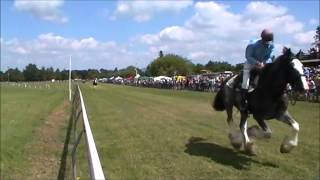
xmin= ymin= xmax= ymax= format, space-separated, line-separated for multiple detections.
xmin=240 ymin=89 xmax=248 ymax=111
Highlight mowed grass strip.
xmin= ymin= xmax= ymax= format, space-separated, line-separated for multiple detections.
xmin=81 ymin=84 xmax=319 ymax=180
xmin=1 ymin=83 xmax=68 ymax=179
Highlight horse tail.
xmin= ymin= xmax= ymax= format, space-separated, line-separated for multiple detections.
xmin=213 ymin=87 xmax=225 ymax=111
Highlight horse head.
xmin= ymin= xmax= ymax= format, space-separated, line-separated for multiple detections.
xmin=278 ymin=48 xmax=309 ymax=92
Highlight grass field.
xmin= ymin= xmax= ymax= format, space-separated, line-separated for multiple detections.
xmin=80 ymin=83 xmax=319 ymax=180
xmin=0 ymin=82 xmax=319 ymax=179
xmin=0 ymin=82 xmax=69 ymax=179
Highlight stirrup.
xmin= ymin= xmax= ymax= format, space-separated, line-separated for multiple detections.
xmin=248 ymin=86 xmax=255 ymax=93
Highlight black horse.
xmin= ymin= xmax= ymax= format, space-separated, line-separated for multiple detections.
xmin=213 ymin=48 xmax=309 ymax=155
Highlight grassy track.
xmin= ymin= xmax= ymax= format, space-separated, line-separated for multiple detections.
xmin=1 ymin=82 xmax=318 ymax=179
xmin=0 ymin=83 xmax=69 ymax=179
xmin=80 ymin=83 xmax=319 ymax=180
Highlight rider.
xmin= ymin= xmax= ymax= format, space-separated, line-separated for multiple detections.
xmin=240 ymin=29 xmax=275 ymax=111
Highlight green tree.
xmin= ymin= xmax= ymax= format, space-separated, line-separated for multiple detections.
xmin=0 ymin=71 xmax=3 ymax=81
xmin=312 ymin=25 xmax=320 ymax=58
xmin=193 ymin=63 xmax=205 ymax=74
xmin=100 ymin=68 xmax=112 ymax=78
xmin=2 ymin=70 xmax=9 ymax=82
xmin=60 ymin=70 xmax=69 ymax=80
xmin=205 ymin=61 xmax=234 ymax=72
xmin=308 ymin=47 xmax=317 ymax=59
xmin=23 ymin=64 xmax=40 ymax=81
xmin=46 ymin=67 xmax=55 ymax=80
xmin=118 ymin=66 xmax=137 ymax=77
xmin=7 ymin=68 xmax=24 ymax=81
xmin=3 ymin=68 xmax=24 ymax=82
xmin=87 ymin=69 xmax=99 ymax=79
xmin=40 ymin=67 xmax=48 ymax=81
xmin=147 ymin=54 xmax=194 ymax=76
xmin=71 ymin=70 xmax=80 ymax=79
xmin=234 ymin=63 xmax=243 ymax=72
xmin=55 ymin=69 xmax=62 ymax=80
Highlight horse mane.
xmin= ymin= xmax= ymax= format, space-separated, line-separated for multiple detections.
xmin=256 ymin=54 xmax=291 ymax=97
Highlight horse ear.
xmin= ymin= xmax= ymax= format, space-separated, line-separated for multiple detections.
xmin=284 ymin=48 xmax=291 ymax=55
xmin=284 ymin=48 xmax=294 ymax=61
xmin=282 ymin=47 xmax=289 ymax=54
xmin=287 ymin=48 xmax=292 ymax=55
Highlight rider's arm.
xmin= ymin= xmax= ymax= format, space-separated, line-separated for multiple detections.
xmin=265 ymin=45 xmax=275 ymax=63
xmin=245 ymin=44 xmax=258 ymax=65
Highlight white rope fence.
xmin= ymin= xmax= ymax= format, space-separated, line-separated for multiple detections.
xmin=72 ymin=85 xmax=106 ymax=180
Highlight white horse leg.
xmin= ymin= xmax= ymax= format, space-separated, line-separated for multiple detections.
xmin=240 ymin=112 xmax=256 ymax=155
xmin=241 ymin=120 xmax=250 ymax=144
xmin=277 ymin=111 xmax=299 ymax=153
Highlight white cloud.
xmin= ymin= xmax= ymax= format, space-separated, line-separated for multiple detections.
xmin=189 ymin=51 xmax=210 ymax=61
xmin=111 ymin=0 xmax=193 ymax=22
xmin=14 ymin=0 xmax=68 ymax=23
xmin=294 ymin=31 xmax=315 ymax=45
xmin=159 ymin=26 xmax=195 ymax=41
xmin=11 ymin=47 xmax=29 ymax=54
xmin=135 ymin=26 xmax=194 ymax=46
xmin=136 ymin=34 xmax=160 ymax=45
xmin=1 ymin=33 xmax=152 ymax=70
xmin=3 ymin=1 xmax=317 ymax=70
xmin=135 ymin=1 xmax=314 ymax=64
xmin=245 ymin=1 xmax=287 ymax=18
xmin=186 ymin=1 xmax=242 ymax=35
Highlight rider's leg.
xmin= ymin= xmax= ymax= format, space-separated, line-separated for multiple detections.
xmin=241 ymin=63 xmax=251 ymax=111
xmin=241 ymin=63 xmax=251 ymax=90
xmin=253 ymin=75 xmax=259 ymax=88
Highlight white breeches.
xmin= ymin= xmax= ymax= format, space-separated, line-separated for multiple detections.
xmin=241 ymin=63 xmax=254 ymax=90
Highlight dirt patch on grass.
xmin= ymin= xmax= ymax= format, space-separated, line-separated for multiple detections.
xmin=24 ymin=100 xmax=70 ymax=179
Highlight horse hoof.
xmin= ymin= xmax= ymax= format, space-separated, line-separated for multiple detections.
xmin=264 ymin=132 xmax=272 ymax=139
xmin=247 ymin=125 xmax=261 ymax=138
xmin=231 ymin=142 xmax=242 ymax=150
xmin=280 ymin=136 xmax=296 ymax=153
xmin=228 ymin=132 xmax=242 ymax=150
xmin=280 ymin=144 xmax=295 ymax=153
xmin=245 ymin=142 xmax=257 ymax=156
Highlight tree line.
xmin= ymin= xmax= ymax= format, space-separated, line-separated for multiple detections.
xmin=0 ymin=50 xmax=315 ymax=82
xmin=0 ymin=57 xmax=243 ymax=82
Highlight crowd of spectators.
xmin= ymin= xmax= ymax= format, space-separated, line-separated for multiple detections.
xmin=101 ymin=72 xmax=233 ymax=93
xmin=98 ymin=65 xmax=320 ymax=102
xmin=99 ymin=65 xmax=320 ymax=102
xmin=303 ymin=66 xmax=320 ymax=101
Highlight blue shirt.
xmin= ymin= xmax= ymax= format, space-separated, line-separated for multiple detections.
xmin=245 ymin=39 xmax=275 ymax=65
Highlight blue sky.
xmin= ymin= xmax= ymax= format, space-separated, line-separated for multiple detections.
xmin=1 ymin=1 xmax=192 ymax=41
xmin=1 ymin=0 xmax=319 ymax=70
